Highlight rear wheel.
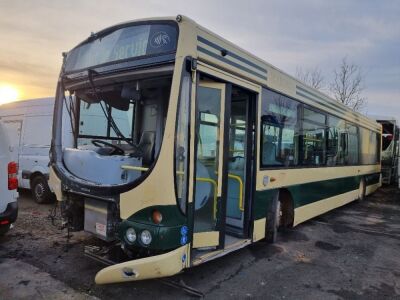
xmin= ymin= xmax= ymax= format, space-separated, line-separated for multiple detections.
xmin=265 ymin=195 xmax=282 ymax=243
xmin=31 ymin=176 xmax=54 ymax=204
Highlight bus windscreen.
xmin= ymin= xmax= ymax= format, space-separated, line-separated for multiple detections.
xmin=64 ymin=23 xmax=177 ymax=73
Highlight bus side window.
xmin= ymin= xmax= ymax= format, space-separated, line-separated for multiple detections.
xmin=340 ymin=132 xmax=348 ymax=160
xmin=260 ymin=88 xmax=300 ymax=168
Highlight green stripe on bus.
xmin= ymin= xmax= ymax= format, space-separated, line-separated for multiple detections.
xmin=254 ymin=172 xmax=380 ymax=220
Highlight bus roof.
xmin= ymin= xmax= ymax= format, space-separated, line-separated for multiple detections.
xmin=63 ymin=15 xmax=381 ymax=132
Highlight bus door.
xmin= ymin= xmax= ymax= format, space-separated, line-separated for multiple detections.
xmin=192 ymin=78 xmax=257 ymax=249
xmin=225 ymin=87 xmax=253 ymax=232
xmin=192 ymin=80 xmax=229 ymax=249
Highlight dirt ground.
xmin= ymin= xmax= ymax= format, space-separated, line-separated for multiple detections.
xmin=1 ymin=186 xmax=400 ymax=299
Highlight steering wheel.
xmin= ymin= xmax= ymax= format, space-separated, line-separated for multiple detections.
xmin=91 ymin=139 xmax=125 ymax=156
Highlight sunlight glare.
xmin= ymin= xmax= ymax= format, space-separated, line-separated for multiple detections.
xmin=0 ymin=85 xmax=19 ymax=105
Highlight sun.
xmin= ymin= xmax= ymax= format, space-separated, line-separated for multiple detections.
xmin=0 ymin=85 xmax=19 ymax=105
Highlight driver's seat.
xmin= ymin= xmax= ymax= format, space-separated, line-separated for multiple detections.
xmin=138 ymin=131 xmax=155 ymax=166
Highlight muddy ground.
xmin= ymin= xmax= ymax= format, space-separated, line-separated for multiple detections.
xmin=1 ymin=186 xmax=400 ymax=299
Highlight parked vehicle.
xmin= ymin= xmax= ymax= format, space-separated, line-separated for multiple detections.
xmin=0 ymin=121 xmax=18 ymax=235
xmin=0 ymin=98 xmax=55 ymax=203
xmin=370 ymin=116 xmax=399 ymax=185
xmin=50 ymin=15 xmax=381 ymax=284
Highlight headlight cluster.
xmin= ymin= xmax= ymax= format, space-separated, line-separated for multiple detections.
xmin=125 ymin=227 xmax=137 ymax=243
xmin=125 ymin=228 xmax=152 ymax=245
xmin=140 ymin=230 xmax=152 ymax=245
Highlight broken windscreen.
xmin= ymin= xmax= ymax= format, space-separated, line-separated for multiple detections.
xmin=64 ymin=23 xmax=178 ymax=73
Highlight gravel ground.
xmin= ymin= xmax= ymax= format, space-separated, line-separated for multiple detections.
xmin=0 ymin=186 xmax=400 ymax=299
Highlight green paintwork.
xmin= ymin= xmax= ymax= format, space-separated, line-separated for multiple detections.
xmin=253 ymin=172 xmax=381 ymax=220
xmin=288 ymin=175 xmax=360 ymax=208
xmin=119 ymin=205 xmax=189 ymax=251
xmin=119 ymin=172 xmax=380 ymax=250
xmin=253 ymin=189 xmax=277 ymax=220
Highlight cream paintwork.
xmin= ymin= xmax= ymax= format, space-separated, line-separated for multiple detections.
xmin=366 ymin=182 xmax=381 ymax=195
xmin=95 ymin=245 xmax=189 ymax=284
xmin=257 ymin=164 xmax=381 ymax=191
xmin=119 ymin=57 xmax=184 ymax=219
xmin=197 ymin=62 xmax=260 ymax=93
xmin=293 ymin=190 xmax=359 ymax=226
xmin=192 ymin=231 xmax=219 ymax=248
xmin=118 ymin=17 xmax=200 ymax=219
xmin=252 ymin=218 xmax=266 ymax=242
xmin=48 ymin=167 xmax=62 ymax=201
xmin=293 ymin=179 xmax=380 ymax=227
xmin=196 ymin=22 xmax=380 ymax=132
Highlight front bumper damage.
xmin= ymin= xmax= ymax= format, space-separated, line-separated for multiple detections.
xmin=95 ymin=245 xmax=189 ymax=284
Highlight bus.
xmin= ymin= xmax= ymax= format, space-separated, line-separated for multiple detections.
xmin=370 ymin=116 xmax=399 ymax=185
xmin=49 ymin=15 xmax=382 ymax=284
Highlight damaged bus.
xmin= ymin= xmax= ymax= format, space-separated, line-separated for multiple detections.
xmin=49 ymin=15 xmax=382 ymax=284
xmin=371 ymin=116 xmax=399 ymax=184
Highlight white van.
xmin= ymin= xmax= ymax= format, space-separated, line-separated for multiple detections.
xmin=0 ymin=121 xmax=18 ymax=235
xmin=0 ymin=98 xmax=55 ymax=203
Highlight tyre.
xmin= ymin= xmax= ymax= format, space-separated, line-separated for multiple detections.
xmin=31 ymin=176 xmax=54 ymax=204
xmin=0 ymin=224 xmax=11 ymax=236
xmin=265 ymin=194 xmax=282 ymax=243
xmin=358 ymin=177 xmax=366 ymax=202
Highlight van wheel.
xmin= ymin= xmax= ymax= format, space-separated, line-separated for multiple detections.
xmin=358 ymin=178 xmax=366 ymax=202
xmin=0 ymin=224 xmax=11 ymax=236
xmin=31 ymin=176 xmax=54 ymax=204
xmin=265 ymin=195 xmax=282 ymax=243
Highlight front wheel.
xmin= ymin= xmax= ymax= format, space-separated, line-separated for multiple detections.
xmin=31 ymin=176 xmax=55 ymax=204
xmin=265 ymin=196 xmax=282 ymax=243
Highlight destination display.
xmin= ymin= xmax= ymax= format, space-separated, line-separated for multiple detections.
xmin=64 ymin=23 xmax=178 ymax=72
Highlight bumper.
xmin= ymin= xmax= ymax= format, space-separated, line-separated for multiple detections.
xmin=0 ymin=201 xmax=18 ymax=224
xmin=95 ymin=245 xmax=189 ymax=284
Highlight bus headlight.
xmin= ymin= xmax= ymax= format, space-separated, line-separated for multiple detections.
xmin=140 ymin=230 xmax=152 ymax=245
xmin=125 ymin=228 xmax=137 ymax=243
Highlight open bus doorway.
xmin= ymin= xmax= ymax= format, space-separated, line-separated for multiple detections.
xmin=191 ymin=75 xmax=256 ymax=257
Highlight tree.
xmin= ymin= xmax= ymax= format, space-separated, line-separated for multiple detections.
xmin=295 ymin=66 xmax=325 ymax=90
xmin=330 ymin=57 xmax=366 ymax=112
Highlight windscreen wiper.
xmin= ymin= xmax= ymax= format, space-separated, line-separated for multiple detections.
xmin=87 ymin=69 xmax=142 ymax=153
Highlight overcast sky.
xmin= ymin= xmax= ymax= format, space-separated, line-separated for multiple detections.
xmin=0 ymin=0 xmax=399 ymax=120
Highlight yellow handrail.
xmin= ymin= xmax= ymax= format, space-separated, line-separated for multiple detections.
xmin=121 ymin=165 xmax=219 ymax=219
xmin=121 ymin=166 xmax=243 ymax=215
xmin=121 ymin=165 xmax=149 ymax=172
xmin=196 ymin=177 xmax=218 ymax=219
xmin=227 ymin=174 xmax=244 ymax=211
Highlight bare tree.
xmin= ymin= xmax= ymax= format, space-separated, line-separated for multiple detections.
xmin=296 ymin=66 xmax=325 ymax=90
xmin=330 ymin=57 xmax=366 ymax=112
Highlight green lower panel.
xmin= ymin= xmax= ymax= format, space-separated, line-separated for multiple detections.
xmin=119 ymin=205 xmax=189 ymax=251
xmin=289 ymin=175 xmax=360 ymax=208
xmin=254 ymin=172 xmax=381 ymax=220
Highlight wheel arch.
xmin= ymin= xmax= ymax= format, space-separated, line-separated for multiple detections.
xmin=278 ymin=188 xmax=295 ymax=228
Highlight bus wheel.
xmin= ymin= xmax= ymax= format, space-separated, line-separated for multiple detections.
xmin=265 ymin=195 xmax=282 ymax=243
xmin=31 ymin=176 xmax=54 ymax=204
xmin=358 ymin=178 xmax=366 ymax=202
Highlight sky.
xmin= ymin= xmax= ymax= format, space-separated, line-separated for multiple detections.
xmin=0 ymin=0 xmax=399 ymax=121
